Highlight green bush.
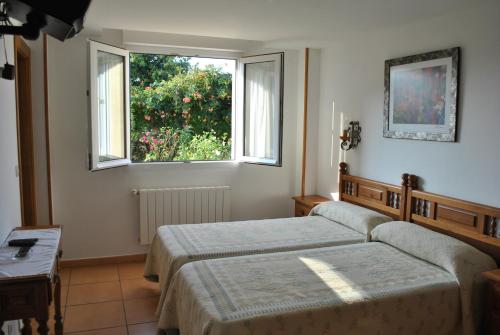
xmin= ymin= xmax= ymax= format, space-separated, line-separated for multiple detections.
xmin=130 ymin=54 xmax=232 ymax=162
xmin=176 ymin=131 xmax=231 ymax=161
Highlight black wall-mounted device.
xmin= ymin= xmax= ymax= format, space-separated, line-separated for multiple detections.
xmin=0 ymin=0 xmax=92 ymax=41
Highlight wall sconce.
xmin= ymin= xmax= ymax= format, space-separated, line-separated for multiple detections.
xmin=340 ymin=121 xmax=361 ymax=151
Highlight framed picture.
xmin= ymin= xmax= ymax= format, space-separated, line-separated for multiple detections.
xmin=383 ymin=47 xmax=460 ymax=141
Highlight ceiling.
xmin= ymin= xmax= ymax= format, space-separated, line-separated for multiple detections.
xmin=84 ymin=0 xmax=480 ymax=42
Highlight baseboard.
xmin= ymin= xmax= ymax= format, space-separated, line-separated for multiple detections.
xmin=60 ymin=253 xmax=147 ymax=268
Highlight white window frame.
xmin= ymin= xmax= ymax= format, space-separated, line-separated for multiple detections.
xmin=89 ymin=40 xmax=131 ymax=171
xmin=236 ymin=53 xmax=284 ymax=166
xmin=88 ymin=42 xmax=284 ymax=169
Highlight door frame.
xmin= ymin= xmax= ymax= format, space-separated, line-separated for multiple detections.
xmin=14 ymin=35 xmax=37 ymax=227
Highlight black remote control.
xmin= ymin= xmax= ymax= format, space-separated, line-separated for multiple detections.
xmin=15 ymin=246 xmax=31 ymax=258
xmin=9 ymin=238 xmax=38 ymax=247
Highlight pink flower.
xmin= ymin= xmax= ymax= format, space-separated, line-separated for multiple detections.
xmin=153 ymin=138 xmax=158 ymax=145
xmin=145 ymin=86 xmax=151 ymax=91
xmin=182 ymin=97 xmax=191 ymax=103
xmin=145 ymin=131 xmax=151 ymax=136
xmin=144 ymin=115 xmax=151 ymax=121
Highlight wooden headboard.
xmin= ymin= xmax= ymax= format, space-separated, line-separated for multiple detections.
xmin=339 ymin=163 xmax=410 ymax=220
xmin=405 ymin=178 xmax=500 ymax=263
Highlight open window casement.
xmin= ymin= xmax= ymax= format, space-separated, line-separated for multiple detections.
xmin=89 ymin=40 xmax=131 ymax=171
xmin=236 ymin=53 xmax=284 ymax=166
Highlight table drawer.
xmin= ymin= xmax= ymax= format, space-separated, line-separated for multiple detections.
xmin=0 ymin=283 xmax=42 ymax=319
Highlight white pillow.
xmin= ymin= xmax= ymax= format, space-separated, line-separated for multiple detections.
xmin=372 ymin=221 xmax=497 ymax=335
xmin=310 ymin=201 xmax=392 ymax=235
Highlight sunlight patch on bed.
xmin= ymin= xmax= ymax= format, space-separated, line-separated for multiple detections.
xmin=299 ymin=256 xmax=364 ymax=303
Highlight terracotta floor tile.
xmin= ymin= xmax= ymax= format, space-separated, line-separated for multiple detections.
xmin=67 ymin=282 xmax=122 ymax=305
xmin=118 ymin=262 xmax=145 ymax=280
xmin=61 ymin=285 xmax=69 ymax=306
xmin=67 ymin=326 xmax=128 ymax=335
xmin=121 ymin=278 xmax=160 ymax=300
xmin=60 ymin=268 xmax=71 ymax=286
xmin=65 ymin=301 xmax=125 ymax=332
xmin=128 ymin=322 xmax=158 ymax=335
xmin=70 ymin=265 xmax=119 ymax=285
xmin=124 ymin=296 xmax=159 ymax=325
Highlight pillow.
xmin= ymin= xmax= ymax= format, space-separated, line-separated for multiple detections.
xmin=310 ymin=201 xmax=392 ymax=236
xmin=371 ymin=221 xmax=497 ymax=335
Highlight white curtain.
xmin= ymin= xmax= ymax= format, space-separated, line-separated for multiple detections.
xmin=244 ymin=61 xmax=276 ymax=159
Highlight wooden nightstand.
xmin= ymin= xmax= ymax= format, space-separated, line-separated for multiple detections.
xmin=0 ymin=226 xmax=63 ymax=335
xmin=483 ymin=269 xmax=500 ymax=335
xmin=292 ymin=195 xmax=330 ymax=217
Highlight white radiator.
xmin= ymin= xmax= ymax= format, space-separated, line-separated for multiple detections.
xmin=136 ymin=186 xmax=231 ymax=244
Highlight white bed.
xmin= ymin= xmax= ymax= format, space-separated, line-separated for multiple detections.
xmin=160 ymin=222 xmax=496 ymax=335
xmin=145 ymin=201 xmax=392 ymax=311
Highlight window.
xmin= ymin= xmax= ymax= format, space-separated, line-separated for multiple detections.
xmin=88 ymin=40 xmax=283 ymax=170
xmin=239 ymin=54 xmax=283 ymax=166
xmin=89 ymin=42 xmax=130 ymax=170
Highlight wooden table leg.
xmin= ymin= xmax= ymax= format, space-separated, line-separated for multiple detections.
xmin=21 ymin=319 xmax=32 ymax=335
xmin=54 ymin=273 xmax=63 ymax=335
xmin=36 ymin=319 xmax=48 ymax=335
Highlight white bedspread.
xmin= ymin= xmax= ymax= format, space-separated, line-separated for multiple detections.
xmin=161 ymin=242 xmax=462 ymax=335
xmin=144 ymin=216 xmax=366 ymax=311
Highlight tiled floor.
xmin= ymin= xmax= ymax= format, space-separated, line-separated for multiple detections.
xmin=32 ymin=261 xmax=160 ymax=335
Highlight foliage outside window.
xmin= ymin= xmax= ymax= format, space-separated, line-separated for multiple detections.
xmin=129 ymin=54 xmax=234 ymax=162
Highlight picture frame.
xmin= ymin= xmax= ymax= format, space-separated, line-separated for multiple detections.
xmin=383 ymin=47 xmax=460 ymax=141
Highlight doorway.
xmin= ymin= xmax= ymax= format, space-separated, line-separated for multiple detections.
xmin=14 ymin=36 xmax=37 ymax=226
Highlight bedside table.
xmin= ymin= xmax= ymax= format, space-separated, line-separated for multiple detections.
xmin=292 ymin=195 xmax=330 ymax=217
xmin=0 ymin=226 xmax=63 ymax=335
xmin=483 ymin=269 xmax=500 ymax=335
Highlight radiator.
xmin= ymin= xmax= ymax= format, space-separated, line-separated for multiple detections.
xmin=136 ymin=186 xmax=231 ymax=244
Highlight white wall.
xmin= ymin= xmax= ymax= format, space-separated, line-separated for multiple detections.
xmin=315 ymin=1 xmax=500 ymax=206
xmin=0 ymin=35 xmax=22 ymax=242
xmin=47 ymin=32 xmax=300 ymax=259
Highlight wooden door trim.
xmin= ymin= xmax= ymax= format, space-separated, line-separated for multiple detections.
xmin=43 ymin=34 xmax=53 ymax=225
xmin=14 ymin=36 xmax=37 ymax=226
xmin=300 ymin=48 xmax=309 ymax=197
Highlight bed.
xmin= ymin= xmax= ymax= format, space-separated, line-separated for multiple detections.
xmin=145 ymin=164 xmax=408 ymax=305
xmin=160 ymin=221 xmax=496 ymax=335
xmin=158 ymin=180 xmax=500 ymax=335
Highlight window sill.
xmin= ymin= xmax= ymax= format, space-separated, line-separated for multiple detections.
xmin=129 ymin=160 xmax=239 ymax=166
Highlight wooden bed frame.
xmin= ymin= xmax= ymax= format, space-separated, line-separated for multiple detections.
xmin=405 ymin=176 xmax=500 ymax=264
xmin=339 ymin=162 xmax=412 ymax=220
xmin=339 ymin=163 xmax=500 ymax=262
